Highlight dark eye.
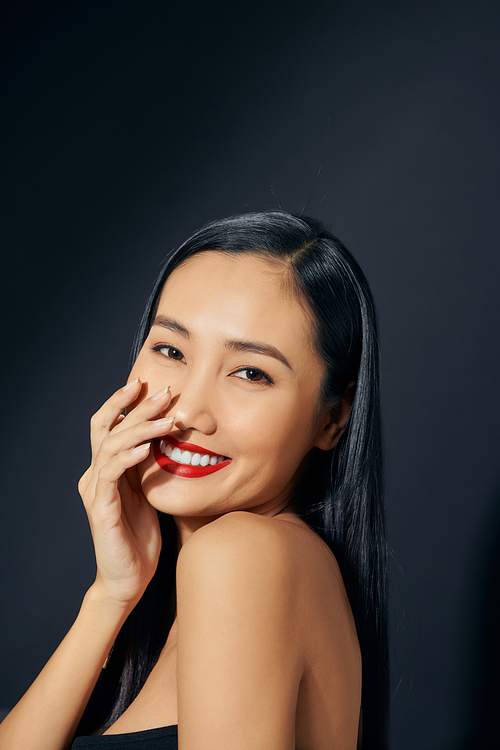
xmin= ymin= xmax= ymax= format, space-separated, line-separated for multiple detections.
xmin=152 ymin=345 xmax=186 ymax=362
xmin=233 ymin=367 xmax=274 ymax=385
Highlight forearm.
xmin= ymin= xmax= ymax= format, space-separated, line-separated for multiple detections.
xmin=0 ymin=585 xmax=133 ymax=750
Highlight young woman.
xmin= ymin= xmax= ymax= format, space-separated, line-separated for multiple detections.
xmin=0 ymin=211 xmax=389 ymax=750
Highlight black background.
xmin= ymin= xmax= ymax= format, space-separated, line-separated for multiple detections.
xmin=1 ymin=1 xmax=499 ymax=747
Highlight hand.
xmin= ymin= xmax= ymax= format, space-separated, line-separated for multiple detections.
xmin=78 ymin=379 xmax=174 ymax=608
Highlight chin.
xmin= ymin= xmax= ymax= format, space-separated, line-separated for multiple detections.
xmin=139 ymin=465 xmax=226 ymax=518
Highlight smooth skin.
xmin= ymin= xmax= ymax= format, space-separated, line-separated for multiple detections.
xmin=0 ymin=252 xmax=361 ymax=750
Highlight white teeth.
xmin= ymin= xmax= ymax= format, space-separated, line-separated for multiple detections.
xmin=161 ymin=441 xmax=226 ymax=467
xmin=171 ymin=447 xmax=182 ymax=462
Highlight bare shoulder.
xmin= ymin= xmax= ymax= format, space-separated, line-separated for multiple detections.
xmin=178 ymin=510 xmax=299 ymax=564
xmin=177 ymin=510 xmax=350 ymax=633
xmin=176 ymin=513 xmax=306 ymax=747
xmin=177 ymin=511 xmax=302 ymax=612
xmin=176 ymin=512 xmax=361 ymax=749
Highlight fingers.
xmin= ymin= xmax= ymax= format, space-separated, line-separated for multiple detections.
xmin=79 ymin=381 xmax=169 ymax=606
xmin=82 ymin=413 xmax=175 ymax=508
xmin=78 ymin=466 xmax=92 ymax=498
xmin=81 ymin=380 xmax=175 ymax=509
xmin=89 ymin=378 xmax=143 ymax=458
xmin=89 ymin=380 xmax=172 ymax=459
xmin=99 ymin=414 xmax=175 ymax=460
xmin=93 ymin=442 xmax=152 ymax=511
xmin=112 ymin=384 xmax=173 ymax=436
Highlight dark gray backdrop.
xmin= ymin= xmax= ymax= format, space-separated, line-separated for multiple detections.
xmin=1 ymin=1 xmax=499 ymax=748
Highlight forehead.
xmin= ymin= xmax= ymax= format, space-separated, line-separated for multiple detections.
xmin=156 ymin=251 xmax=319 ymax=363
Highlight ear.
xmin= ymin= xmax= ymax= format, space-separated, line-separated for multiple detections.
xmin=313 ymin=382 xmax=355 ymax=452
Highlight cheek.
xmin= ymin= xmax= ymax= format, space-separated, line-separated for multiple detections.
xmin=230 ymin=390 xmax=319 ymax=465
xmin=275 ymin=392 xmax=322 ymax=462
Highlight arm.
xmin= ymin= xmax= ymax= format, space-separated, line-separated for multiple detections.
xmin=0 ymin=587 xmax=130 ymax=750
xmin=0 ymin=379 xmax=176 ymax=750
xmin=176 ymin=512 xmax=304 ymax=750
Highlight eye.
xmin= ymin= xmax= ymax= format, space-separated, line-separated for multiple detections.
xmin=232 ymin=367 xmax=274 ymax=385
xmin=151 ymin=344 xmax=186 ymax=362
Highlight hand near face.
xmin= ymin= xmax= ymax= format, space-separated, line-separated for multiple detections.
xmin=126 ymin=252 xmax=339 ymax=527
xmin=78 ymin=379 xmax=175 ymax=608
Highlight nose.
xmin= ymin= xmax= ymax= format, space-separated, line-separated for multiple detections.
xmin=170 ymin=371 xmax=217 ymax=435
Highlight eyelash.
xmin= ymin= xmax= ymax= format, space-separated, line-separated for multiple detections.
xmin=152 ymin=344 xmax=185 ymax=361
xmin=233 ymin=367 xmax=274 ymax=385
xmin=151 ymin=345 xmax=275 ymax=386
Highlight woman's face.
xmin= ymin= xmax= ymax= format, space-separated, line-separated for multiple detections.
xmin=128 ymin=251 xmax=331 ymax=523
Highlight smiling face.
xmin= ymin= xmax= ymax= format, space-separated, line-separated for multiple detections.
xmin=128 ymin=251 xmax=335 ymax=530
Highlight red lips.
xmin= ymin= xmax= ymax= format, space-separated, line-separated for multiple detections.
xmin=153 ymin=436 xmax=231 ymax=478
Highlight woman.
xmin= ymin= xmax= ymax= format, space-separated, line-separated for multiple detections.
xmin=0 ymin=211 xmax=388 ymax=749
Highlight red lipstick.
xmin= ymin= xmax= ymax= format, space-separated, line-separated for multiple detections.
xmin=153 ymin=436 xmax=231 ymax=478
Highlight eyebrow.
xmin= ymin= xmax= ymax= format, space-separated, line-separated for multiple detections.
xmin=153 ymin=315 xmax=190 ymax=338
xmin=152 ymin=315 xmax=293 ymax=371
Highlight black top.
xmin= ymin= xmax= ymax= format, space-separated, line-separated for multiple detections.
xmin=71 ymin=726 xmax=178 ymax=749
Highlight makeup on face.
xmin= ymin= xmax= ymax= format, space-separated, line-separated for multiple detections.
xmin=153 ymin=435 xmax=231 ymax=478
xmin=128 ymin=251 xmax=328 ymax=521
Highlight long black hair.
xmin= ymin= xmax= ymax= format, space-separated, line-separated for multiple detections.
xmin=77 ymin=211 xmax=389 ymax=748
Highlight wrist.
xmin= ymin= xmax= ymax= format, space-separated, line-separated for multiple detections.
xmin=82 ymin=582 xmax=138 ymax=627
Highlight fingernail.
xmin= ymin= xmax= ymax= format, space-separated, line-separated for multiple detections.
xmin=152 ymin=385 xmax=171 ymax=401
xmin=154 ymin=417 xmax=175 ymax=428
xmin=133 ymin=442 xmax=151 ymax=455
xmin=123 ymin=377 xmax=140 ymax=391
